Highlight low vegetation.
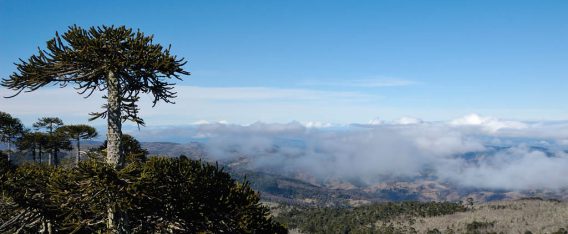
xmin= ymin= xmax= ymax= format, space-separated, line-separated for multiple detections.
xmin=274 ymin=201 xmax=465 ymax=233
xmin=405 ymin=199 xmax=568 ymax=234
xmin=273 ymin=199 xmax=568 ymax=234
xmin=0 ymin=151 xmax=285 ymax=233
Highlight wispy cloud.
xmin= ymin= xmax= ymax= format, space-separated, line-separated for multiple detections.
xmin=175 ymin=86 xmax=375 ymax=102
xmin=300 ymin=77 xmax=418 ymax=88
xmin=0 ymin=85 xmax=383 ymax=125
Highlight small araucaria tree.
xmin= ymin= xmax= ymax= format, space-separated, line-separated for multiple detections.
xmin=1 ymin=25 xmax=190 ymax=169
xmin=0 ymin=111 xmax=24 ymax=162
xmin=57 ymin=124 xmax=98 ymax=166
xmin=33 ymin=117 xmax=64 ymax=165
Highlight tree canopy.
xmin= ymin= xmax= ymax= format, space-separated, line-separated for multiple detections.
xmin=1 ymin=25 xmax=190 ymax=126
xmin=0 ymin=111 xmax=24 ymax=146
xmin=0 ymin=157 xmax=287 ymax=233
xmin=0 ymin=111 xmax=24 ymax=161
xmin=33 ymin=117 xmax=63 ymax=134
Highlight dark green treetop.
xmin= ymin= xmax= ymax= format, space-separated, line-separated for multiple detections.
xmin=33 ymin=117 xmax=64 ymax=133
xmin=0 ymin=111 xmax=24 ymax=145
xmin=1 ymin=25 xmax=190 ymax=126
xmin=57 ymin=124 xmax=98 ymax=141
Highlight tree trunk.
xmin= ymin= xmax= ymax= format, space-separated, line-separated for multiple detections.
xmin=107 ymin=207 xmax=129 ymax=233
xmin=32 ymin=145 xmax=36 ymax=162
xmin=7 ymin=142 xmax=11 ymax=162
xmin=106 ymin=70 xmax=128 ymax=233
xmin=106 ymin=70 xmax=124 ymax=168
xmin=76 ymin=136 xmax=80 ymax=166
xmin=53 ymin=149 xmax=59 ymax=166
xmin=48 ymin=125 xmax=54 ymax=166
xmin=38 ymin=145 xmax=42 ymax=163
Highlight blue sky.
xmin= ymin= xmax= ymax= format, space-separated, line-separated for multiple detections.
xmin=1 ymin=0 xmax=568 ymax=126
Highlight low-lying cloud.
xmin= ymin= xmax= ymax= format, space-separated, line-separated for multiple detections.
xmin=130 ymin=114 xmax=568 ymax=191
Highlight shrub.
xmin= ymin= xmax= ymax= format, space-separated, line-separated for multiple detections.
xmin=0 ymin=157 xmax=286 ymax=233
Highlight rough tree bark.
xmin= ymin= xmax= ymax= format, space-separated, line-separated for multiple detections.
xmin=106 ymin=71 xmax=124 ymax=168
xmin=106 ymin=70 xmax=128 ymax=233
xmin=75 ymin=136 xmax=80 ymax=166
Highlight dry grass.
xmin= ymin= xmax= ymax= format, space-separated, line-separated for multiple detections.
xmin=386 ymin=200 xmax=568 ymax=233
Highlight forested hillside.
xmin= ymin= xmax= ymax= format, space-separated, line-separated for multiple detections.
xmin=272 ymin=199 xmax=568 ymax=234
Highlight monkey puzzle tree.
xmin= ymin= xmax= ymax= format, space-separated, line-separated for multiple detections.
xmin=33 ymin=117 xmax=64 ymax=165
xmin=1 ymin=25 xmax=189 ymax=233
xmin=57 ymin=124 xmax=98 ymax=166
xmin=17 ymin=131 xmax=50 ymax=163
xmin=1 ymin=25 xmax=189 ymax=169
xmin=0 ymin=111 xmax=24 ymax=162
xmin=33 ymin=117 xmax=64 ymax=134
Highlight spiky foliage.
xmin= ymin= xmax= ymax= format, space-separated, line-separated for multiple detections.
xmin=33 ymin=117 xmax=67 ymax=166
xmin=33 ymin=117 xmax=64 ymax=134
xmin=57 ymin=124 xmax=98 ymax=166
xmin=16 ymin=131 xmax=50 ymax=163
xmin=0 ymin=112 xmax=24 ymax=144
xmin=1 ymin=25 xmax=189 ymax=126
xmin=0 ymin=111 xmax=24 ymax=160
xmin=0 ymin=157 xmax=287 ymax=233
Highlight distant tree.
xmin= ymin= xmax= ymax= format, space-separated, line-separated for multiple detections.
xmin=0 ymin=111 xmax=24 ymax=162
xmin=49 ymin=131 xmax=73 ymax=166
xmin=16 ymin=130 xmax=38 ymax=162
xmin=57 ymin=124 xmax=98 ymax=166
xmin=33 ymin=117 xmax=64 ymax=134
xmin=35 ymin=132 xmax=49 ymax=164
xmin=16 ymin=131 xmax=50 ymax=164
xmin=33 ymin=117 xmax=64 ymax=165
xmin=1 ymin=25 xmax=189 ymax=232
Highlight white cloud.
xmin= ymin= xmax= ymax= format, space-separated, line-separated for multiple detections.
xmin=450 ymin=113 xmax=527 ymax=133
xmin=368 ymin=117 xmax=384 ymax=125
xmin=117 ymin=113 xmax=568 ymax=190
xmin=0 ymin=85 xmax=383 ymax=125
xmin=302 ymin=121 xmax=334 ymax=128
xmin=394 ymin=116 xmax=423 ymax=125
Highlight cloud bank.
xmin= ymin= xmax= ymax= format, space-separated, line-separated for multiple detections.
xmin=142 ymin=114 xmax=568 ymax=191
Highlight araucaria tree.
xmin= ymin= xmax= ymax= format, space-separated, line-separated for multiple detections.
xmin=1 ymin=25 xmax=190 ymax=169
xmin=33 ymin=117 xmax=64 ymax=165
xmin=0 ymin=111 xmax=24 ymax=162
xmin=1 ymin=25 xmax=189 ymax=233
xmin=57 ymin=124 xmax=98 ymax=166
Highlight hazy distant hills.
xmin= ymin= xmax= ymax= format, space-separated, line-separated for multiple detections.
xmin=139 ymin=141 xmax=568 ymax=206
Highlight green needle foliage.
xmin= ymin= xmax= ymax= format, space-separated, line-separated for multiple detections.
xmin=57 ymin=124 xmax=98 ymax=166
xmin=32 ymin=117 xmax=69 ymax=166
xmin=33 ymin=117 xmax=64 ymax=134
xmin=0 ymin=157 xmax=287 ymax=233
xmin=1 ymin=25 xmax=190 ymax=126
xmin=0 ymin=111 xmax=24 ymax=160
